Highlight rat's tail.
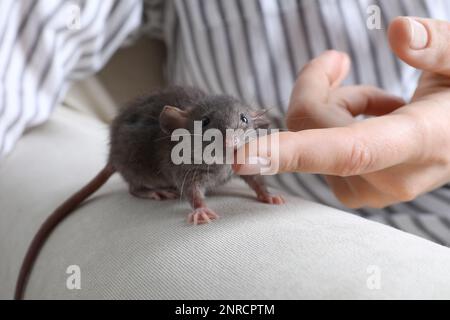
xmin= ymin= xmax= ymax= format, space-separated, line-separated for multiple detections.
xmin=14 ymin=163 xmax=116 ymax=300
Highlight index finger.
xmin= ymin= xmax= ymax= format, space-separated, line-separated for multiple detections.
xmin=233 ymin=113 xmax=422 ymax=176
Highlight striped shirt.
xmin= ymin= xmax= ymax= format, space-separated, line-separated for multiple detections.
xmin=1 ymin=0 xmax=450 ymax=245
xmin=0 ymin=0 xmax=143 ymax=157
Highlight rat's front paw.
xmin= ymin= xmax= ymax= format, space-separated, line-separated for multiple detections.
xmin=257 ymin=193 xmax=285 ymax=205
xmin=187 ymin=207 xmax=219 ymax=225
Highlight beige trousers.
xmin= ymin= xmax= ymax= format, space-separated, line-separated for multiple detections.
xmin=1 ymin=74 xmax=450 ymax=299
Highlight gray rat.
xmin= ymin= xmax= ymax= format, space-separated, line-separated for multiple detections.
xmin=15 ymin=86 xmax=284 ymax=299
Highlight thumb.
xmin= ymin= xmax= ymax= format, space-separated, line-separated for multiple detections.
xmin=388 ymin=16 xmax=450 ymax=76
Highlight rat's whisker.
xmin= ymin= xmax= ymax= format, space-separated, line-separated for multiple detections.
xmin=179 ymin=168 xmax=193 ymax=202
xmin=190 ymin=169 xmax=198 ymax=191
xmin=254 ymin=109 xmax=271 ymax=118
xmin=185 ymin=168 xmax=198 ymax=205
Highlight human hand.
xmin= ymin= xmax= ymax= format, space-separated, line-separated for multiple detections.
xmin=233 ymin=17 xmax=450 ymax=208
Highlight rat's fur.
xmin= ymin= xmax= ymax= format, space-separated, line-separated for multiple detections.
xmin=109 ymin=86 xmax=261 ymax=198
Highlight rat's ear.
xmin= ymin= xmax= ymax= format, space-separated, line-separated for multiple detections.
xmin=250 ymin=110 xmax=271 ymax=129
xmin=159 ymin=105 xmax=190 ymax=134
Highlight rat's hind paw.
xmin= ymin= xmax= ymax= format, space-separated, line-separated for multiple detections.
xmin=187 ymin=207 xmax=220 ymax=225
xmin=257 ymin=193 xmax=285 ymax=205
xmin=147 ymin=190 xmax=179 ymax=200
xmin=130 ymin=186 xmax=178 ymax=200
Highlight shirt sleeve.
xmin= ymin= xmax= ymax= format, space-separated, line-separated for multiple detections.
xmin=0 ymin=0 xmax=143 ymax=159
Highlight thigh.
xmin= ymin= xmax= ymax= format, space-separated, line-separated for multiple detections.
xmin=2 ymin=107 xmax=450 ymax=299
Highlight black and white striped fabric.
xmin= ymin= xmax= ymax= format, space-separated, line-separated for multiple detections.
xmin=0 ymin=0 xmax=142 ymax=157
xmin=1 ymin=0 xmax=450 ymax=245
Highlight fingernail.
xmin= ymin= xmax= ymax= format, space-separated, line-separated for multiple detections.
xmin=234 ymin=157 xmax=271 ymax=175
xmin=407 ymin=18 xmax=428 ymax=50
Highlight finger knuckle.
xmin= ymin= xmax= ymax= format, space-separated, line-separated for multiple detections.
xmin=339 ymin=138 xmax=373 ymax=177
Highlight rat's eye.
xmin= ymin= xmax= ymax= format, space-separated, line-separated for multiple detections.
xmin=240 ymin=113 xmax=248 ymax=124
xmin=201 ymin=116 xmax=210 ymax=127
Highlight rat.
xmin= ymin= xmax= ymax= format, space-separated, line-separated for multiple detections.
xmin=14 ymin=86 xmax=284 ymax=299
